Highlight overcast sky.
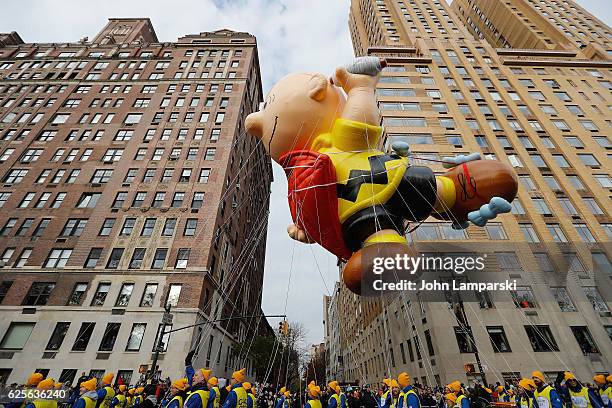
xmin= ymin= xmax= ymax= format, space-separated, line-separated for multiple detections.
xmin=1 ymin=0 xmax=610 ymax=348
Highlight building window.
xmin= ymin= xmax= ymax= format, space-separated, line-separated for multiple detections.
xmin=106 ymin=248 xmax=124 ymax=269
xmin=91 ymin=282 xmax=111 ymax=306
xmin=175 ymin=249 xmax=190 ymax=269
xmin=484 ymin=223 xmax=507 ymax=240
xmin=72 ymin=322 xmax=95 ymax=351
xmin=0 ymin=322 xmax=35 ymax=350
xmin=551 ymin=287 xmax=576 ymax=312
xmin=98 ymin=323 xmax=121 ymax=352
xmin=162 ymin=219 xmax=177 ymax=236
xmin=67 ymin=283 xmax=88 ymax=306
xmin=191 ymin=192 xmax=205 ymax=209
xmin=84 ymin=248 xmax=103 ymax=268
xmin=152 ymin=192 xmax=165 ymax=208
xmin=171 ymin=192 xmax=184 ymax=208
xmin=547 ymin=224 xmax=568 ymax=242
xmin=91 ymin=169 xmax=113 ymax=183
xmin=582 ymin=287 xmax=608 ymax=312
xmin=570 ymin=326 xmax=599 ymax=354
xmin=124 ymin=113 xmax=142 ymax=124
xmin=46 ymin=322 xmax=70 ymax=350
xmin=22 ymin=282 xmax=55 ymax=306
xmin=131 ymin=192 xmax=146 ymax=208
xmin=454 ymin=326 xmax=475 ymax=353
xmin=199 ymin=169 xmax=211 ymax=183
xmin=511 ymin=286 xmax=536 ymax=309
xmin=166 ymin=284 xmax=182 ymax=307
xmin=61 ymin=219 xmax=88 ymax=237
xmin=116 ymin=218 xmax=135 ymax=236
xmin=184 ymin=219 xmax=198 ymax=236
xmin=126 ymin=323 xmax=146 ymax=351
xmin=77 ymin=193 xmax=101 ymax=208
xmin=519 ymin=223 xmax=539 ymax=243
xmin=486 ymin=326 xmax=511 ymax=352
xmin=115 ymin=283 xmax=135 ymax=307
xmin=154 ymin=324 xmax=171 ymax=352
xmin=204 ymin=148 xmax=216 ymax=160
xmin=524 ymin=325 xmax=559 ymax=352
xmin=0 ymin=281 xmax=13 ymax=303
xmin=99 ymin=219 xmax=115 ymax=236
xmin=43 ymin=249 xmax=72 ymax=268
xmin=129 ymin=248 xmax=146 ymax=269
xmin=576 ymin=224 xmax=597 ymax=242
xmin=140 ymin=283 xmax=158 ymax=307
xmin=140 ymin=218 xmax=156 ymax=237
xmin=151 ymin=249 xmax=167 ymax=270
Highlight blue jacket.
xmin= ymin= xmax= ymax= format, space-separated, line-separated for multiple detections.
xmin=185 ymin=384 xmax=209 ymax=408
xmin=399 ymin=386 xmax=420 ymax=408
xmin=207 ymin=388 xmax=218 ymax=408
xmin=275 ymin=396 xmax=286 ymax=408
xmin=222 ymin=384 xmax=244 ymax=408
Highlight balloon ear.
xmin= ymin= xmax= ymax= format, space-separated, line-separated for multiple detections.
xmin=308 ymin=74 xmax=328 ymax=102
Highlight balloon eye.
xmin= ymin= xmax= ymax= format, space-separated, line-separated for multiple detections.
xmin=258 ymin=101 xmax=267 ymax=111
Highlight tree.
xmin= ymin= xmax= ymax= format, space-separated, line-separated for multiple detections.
xmin=231 ymin=321 xmax=309 ymax=386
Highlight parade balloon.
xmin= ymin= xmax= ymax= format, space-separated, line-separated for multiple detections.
xmin=245 ymin=57 xmax=518 ymax=296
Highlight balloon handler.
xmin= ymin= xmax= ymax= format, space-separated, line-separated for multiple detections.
xmin=245 ymin=56 xmax=518 ymax=295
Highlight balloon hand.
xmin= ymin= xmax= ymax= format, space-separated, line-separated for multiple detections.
xmin=287 ymin=224 xmax=315 ymax=244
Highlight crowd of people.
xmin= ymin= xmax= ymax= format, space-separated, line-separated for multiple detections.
xmin=3 ymin=360 xmax=610 ymax=408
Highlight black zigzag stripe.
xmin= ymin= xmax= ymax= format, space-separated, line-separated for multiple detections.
xmin=336 ymin=155 xmax=395 ymax=202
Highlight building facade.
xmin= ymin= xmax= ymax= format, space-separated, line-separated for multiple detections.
xmin=326 ymin=0 xmax=612 ymax=386
xmin=0 ymin=18 xmax=271 ymax=386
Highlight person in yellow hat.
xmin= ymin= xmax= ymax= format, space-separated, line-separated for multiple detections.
xmin=183 ymin=348 xmax=211 ymax=408
xmin=163 ymin=379 xmax=189 ymax=408
xmin=496 ymin=385 xmax=509 ymax=403
xmin=338 ymin=384 xmax=347 ymax=408
xmin=126 ymin=388 xmax=136 ymax=408
xmin=207 ymin=377 xmax=220 ymax=408
xmin=517 ymin=378 xmax=537 ymax=408
xmin=328 ymin=381 xmax=342 ymax=408
xmin=445 ymin=393 xmax=457 ymax=408
xmin=74 ymin=378 xmax=99 ymax=408
xmin=97 ymin=373 xmax=116 ymax=408
xmin=592 ymin=375 xmax=610 ymax=408
xmin=23 ymin=378 xmax=56 ymax=408
xmin=379 ymin=379 xmax=392 ymax=408
xmin=243 ymin=382 xmax=256 ymax=408
xmin=564 ymin=372 xmax=603 ymax=408
xmin=447 ymin=381 xmax=469 ymax=408
xmin=397 ymin=372 xmax=420 ymax=408
xmin=532 ymin=371 xmax=563 ymax=408
xmin=274 ymin=387 xmax=287 ymax=408
xmin=110 ymin=385 xmax=128 ymax=408
xmin=132 ymin=387 xmax=145 ymax=407
xmin=26 ymin=373 xmax=44 ymax=388
xmin=390 ymin=380 xmax=401 ymax=407
xmin=282 ymin=391 xmax=291 ymax=408
xmin=220 ymin=369 xmax=247 ymax=408
xmin=305 ymin=382 xmax=322 ymax=408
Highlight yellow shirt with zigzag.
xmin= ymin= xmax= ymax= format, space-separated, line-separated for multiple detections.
xmin=311 ymin=118 xmax=408 ymax=224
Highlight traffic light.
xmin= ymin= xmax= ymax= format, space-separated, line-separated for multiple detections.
xmin=278 ymin=320 xmax=289 ymax=336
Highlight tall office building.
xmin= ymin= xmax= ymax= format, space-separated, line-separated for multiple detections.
xmin=326 ymin=0 xmax=611 ymax=386
xmin=0 ymin=18 xmax=271 ymax=386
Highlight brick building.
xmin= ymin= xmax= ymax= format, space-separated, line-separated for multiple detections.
xmin=0 ymin=18 xmax=272 ymax=386
xmin=325 ymin=0 xmax=611 ymax=386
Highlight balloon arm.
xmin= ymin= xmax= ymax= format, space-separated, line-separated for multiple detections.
xmin=441 ymin=152 xmax=481 ymax=168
